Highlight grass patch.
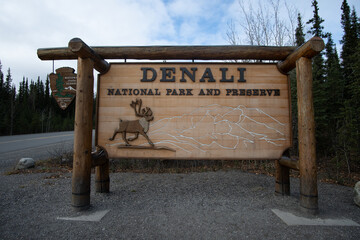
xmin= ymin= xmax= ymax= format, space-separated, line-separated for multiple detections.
xmin=5 ymin=149 xmax=359 ymax=187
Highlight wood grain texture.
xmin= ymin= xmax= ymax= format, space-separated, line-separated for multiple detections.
xmin=296 ymin=57 xmax=318 ymax=212
xmin=38 ymin=45 xmax=296 ymax=61
xmin=275 ymin=159 xmax=290 ymax=195
xmin=277 ymin=37 xmax=325 ymax=73
xmin=279 ymin=156 xmax=299 ymax=170
xmin=71 ymin=58 xmax=94 ymax=209
xmin=97 ymin=63 xmax=292 ymax=160
xmin=68 ymin=38 xmax=110 ymax=73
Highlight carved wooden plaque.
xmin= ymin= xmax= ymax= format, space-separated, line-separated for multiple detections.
xmin=49 ymin=67 xmax=77 ymax=110
xmin=96 ymin=63 xmax=291 ymax=160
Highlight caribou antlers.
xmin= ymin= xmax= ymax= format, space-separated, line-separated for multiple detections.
xmin=130 ymin=99 xmax=153 ymax=121
xmin=109 ymin=99 xmax=154 ymax=146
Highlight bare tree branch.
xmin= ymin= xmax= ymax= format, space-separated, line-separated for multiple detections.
xmin=228 ymin=0 xmax=297 ymax=46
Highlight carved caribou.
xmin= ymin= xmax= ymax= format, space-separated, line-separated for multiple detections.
xmin=109 ymin=99 xmax=154 ymax=146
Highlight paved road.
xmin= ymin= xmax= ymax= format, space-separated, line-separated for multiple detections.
xmin=0 ymin=131 xmax=75 ymax=172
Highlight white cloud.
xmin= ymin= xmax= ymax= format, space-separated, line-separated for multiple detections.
xmin=0 ymin=0 xmax=359 ymax=87
xmin=0 ymin=0 xmax=177 ymax=84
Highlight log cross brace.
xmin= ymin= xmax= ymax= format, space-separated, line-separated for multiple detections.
xmin=91 ymin=146 xmax=108 ymax=168
xmin=68 ymin=38 xmax=110 ymax=74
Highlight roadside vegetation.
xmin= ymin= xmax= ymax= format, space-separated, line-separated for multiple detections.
xmin=1 ymin=0 xmax=359 ymax=186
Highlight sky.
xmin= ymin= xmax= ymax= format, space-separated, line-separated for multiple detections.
xmin=0 ymin=0 xmax=359 ymax=88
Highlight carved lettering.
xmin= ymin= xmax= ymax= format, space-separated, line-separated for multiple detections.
xmin=140 ymin=67 xmax=157 ymax=82
xmin=237 ymin=68 xmax=246 ymax=82
xmin=107 ymin=89 xmax=114 ymax=95
xmin=180 ymin=67 xmax=197 ymax=82
xmin=224 ymin=89 xmax=281 ymax=96
xmin=199 ymin=68 xmax=216 ymax=82
xmin=220 ymin=68 xmax=234 ymax=82
xmin=160 ymin=67 xmax=175 ymax=82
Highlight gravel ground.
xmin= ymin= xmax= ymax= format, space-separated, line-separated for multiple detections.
xmin=0 ymin=170 xmax=359 ymax=239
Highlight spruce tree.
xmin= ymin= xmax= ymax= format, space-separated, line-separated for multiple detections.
xmin=0 ymin=61 xmax=5 ymax=134
xmin=0 ymin=61 xmax=3 ymax=95
xmin=2 ymin=69 xmax=13 ymax=135
xmin=338 ymin=1 xmax=360 ymax=170
xmin=295 ymin=13 xmax=305 ymax=46
xmin=306 ymin=0 xmax=325 ymax=37
xmin=340 ymin=0 xmax=357 ymax=97
xmin=324 ymin=34 xmax=343 ymax=155
xmin=289 ymin=13 xmax=306 ymax=156
xmin=306 ymin=0 xmax=328 ymax=156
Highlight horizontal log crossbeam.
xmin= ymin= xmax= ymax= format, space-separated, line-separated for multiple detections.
xmin=277 ymin=37 xmax=325 ymax=73
xmin=279 ymin=156 xmax=299 ymax=170
xmin=37 ymin=37 xmax=324 ymax=73
xmin=38 ymin=45 xmax=296 ymax=61
xmin=91 ymin=146 xmax=108 ymax=167
xmin=37 ymin=37 xmax=323 ymax=73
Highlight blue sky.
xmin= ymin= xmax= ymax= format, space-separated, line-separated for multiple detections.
xmin=0 ymin=0 xmax=359 ymax=87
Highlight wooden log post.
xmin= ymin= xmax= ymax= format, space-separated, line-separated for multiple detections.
xmin=296 ymin=57 xmax=318 ymax=214
xmin=69 ymin=39 xmax=110 ymax=209
xmin=95 ymin=161 xmax=110 ymax=193
xmin=91 ymin=146 xmax=110 ymax=193
xmin=275 ymin=160 xmax=290 ymax=195
xmin=277 ymin=37 xmax=324 ymax=73
xmin=71 ymin=57 xmax=94 ymax=210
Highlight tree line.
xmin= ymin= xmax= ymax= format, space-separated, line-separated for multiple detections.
xmin=0 ymin=0 xmax=359 ymax=172
xmin=228 ymin=0 xmax=359 ymax=171
xmin=292 ymin=0 xmax=359 ymax=172
xmin=0 ymin=67 xmax=76 ymax=135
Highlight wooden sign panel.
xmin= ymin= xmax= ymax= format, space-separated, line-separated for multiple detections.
xmin=49 ymin=67 xmax=77 ymax=110
xmin=96 ymin=63 xmax=291 ymax=160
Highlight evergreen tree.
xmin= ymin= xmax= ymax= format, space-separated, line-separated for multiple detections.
xmin=10 ymin=85 xmax=16 ymax=135
xmin=289 ymin=13 xmax=307 ymax=156
xmin=45 ymin=76 xmax=50 ymax=107
xmin=338 ymin=1 xmax=360 ymax=171
xmin=306 ymin=0 xmax=329 ymax=156
xmin=306 ymin=0 xmax=325 ymax=37
xmin=324 ymin=34 xmax=343 ymax=155
xmin=0 ymin=61 xmax=5 ymax=134
xmin=1 ymin=69 xmax=13 ymax=135
xmin=295 ymin=13 xmax=305 ymax=46
xmin=5 ymin=68 xmax=12 ymax=95
xmin=0 ymin=60 xmax=3 ymax=95
xmin=340 ymin=0 xmax=357 ymax=97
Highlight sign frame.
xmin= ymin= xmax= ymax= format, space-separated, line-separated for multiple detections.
xmin=37 ymin=37 xmax=324 ymax=213
xmin=95 ymin=62 xmax=293 ymax=161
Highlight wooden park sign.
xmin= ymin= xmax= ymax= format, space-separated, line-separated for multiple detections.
xmin=49 ymin=67 xmax=77 ymax=110
xmin=37 ymin=37 xmax=324 ymax=214
xmin=97 ymin=63 xmax=291 ymax=160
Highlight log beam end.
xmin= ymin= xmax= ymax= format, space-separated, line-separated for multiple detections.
xmin=277 ymin=36 xmax=325 ymax=73
xmin=68 ymin=38 xmax=110 ymax=74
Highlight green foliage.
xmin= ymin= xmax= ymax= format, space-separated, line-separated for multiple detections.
xmin=333 ymin=1 xmax=360 ymax=172
xmin=296 ymin=0 xmax=360 ymax=171
xmin=290 ymin=0 xmax=360 ymax=171
xmin=306 ymin=0 xmax=325 ymax=37
xmin=0 ymin=69 xmax=76 ymax=135
xmin=306 ymin=1 xmax=330 ymax=156
xmin=295 ymin=13 xmax=305 ymax=46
